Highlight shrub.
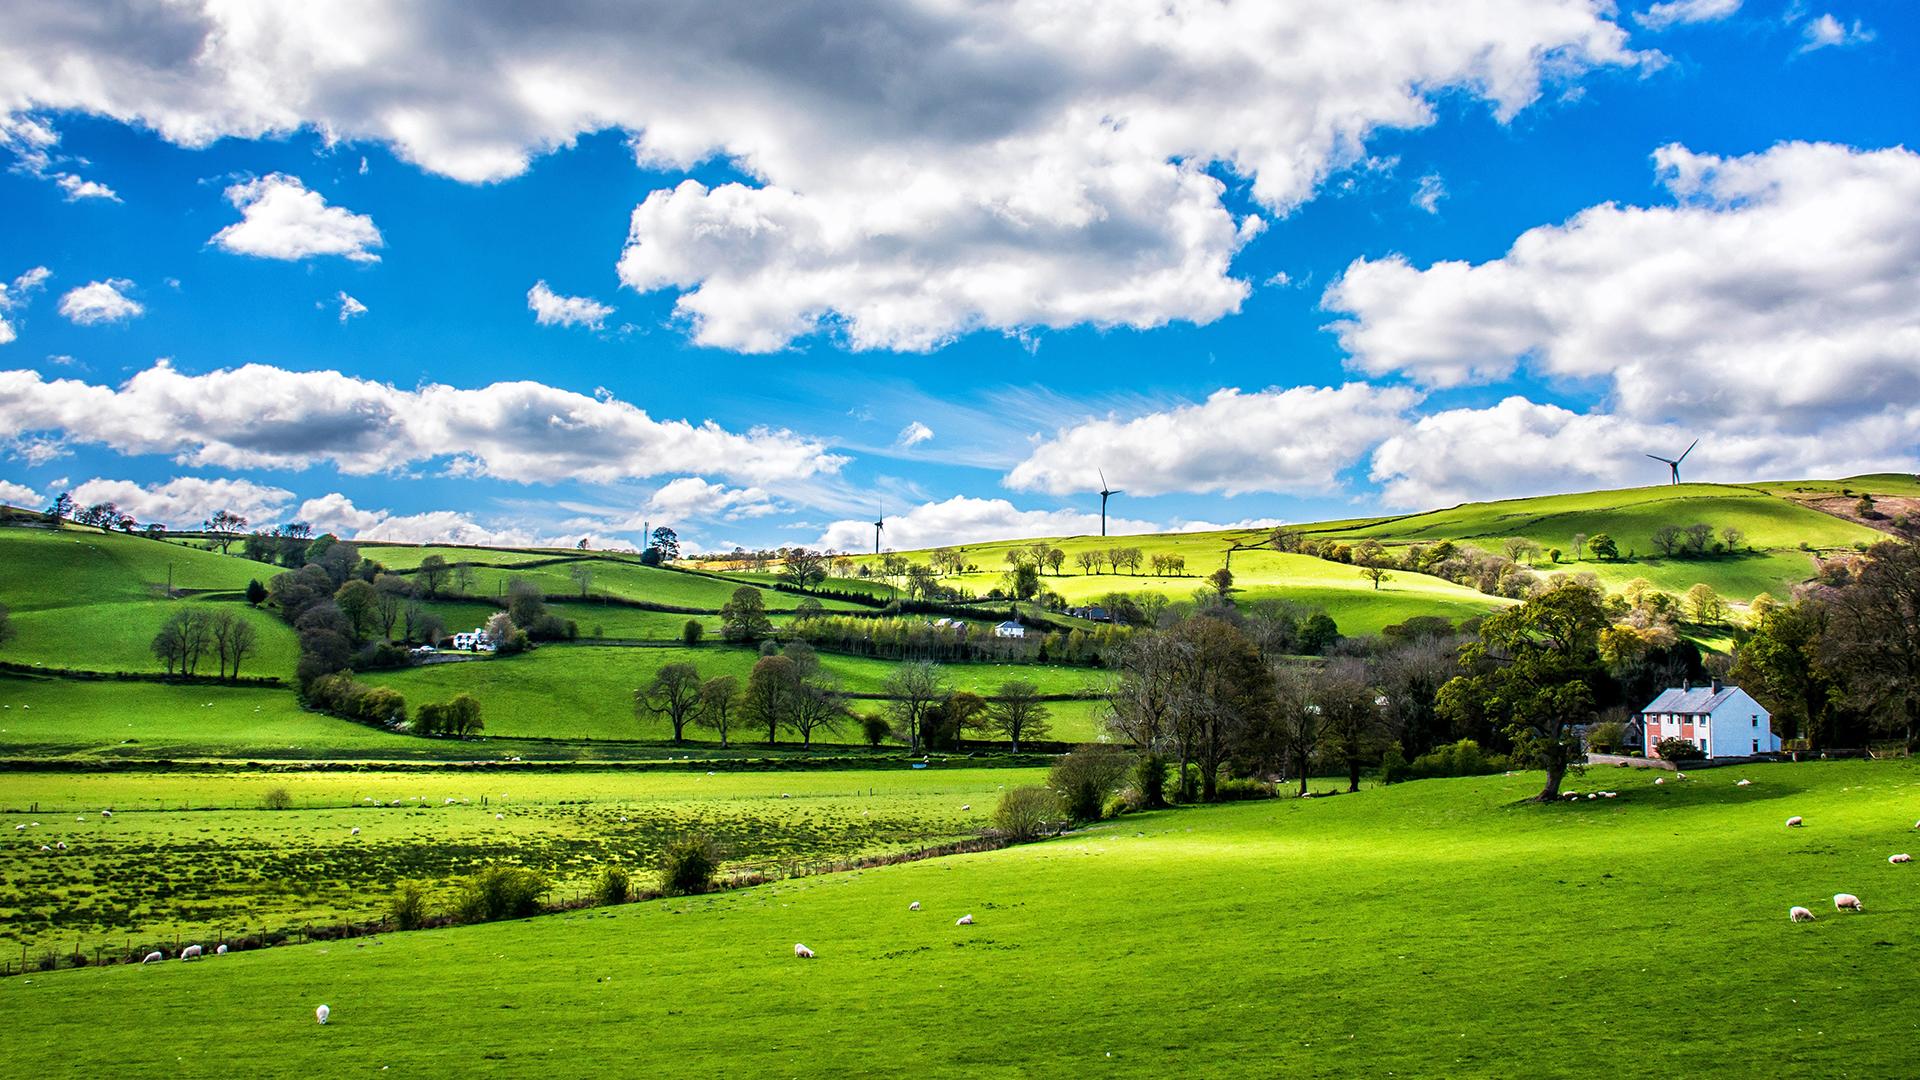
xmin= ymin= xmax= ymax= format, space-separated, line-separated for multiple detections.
xmin=391 ymin=883 xmax=430 ymax=930
xmin=261 ymin=786 xmax=294 ymax=810
xmin=494 ymin=629 xmax=531 ymax=656
xmin=1586 ymin=720 xmax=1627 ymax=753
xmin=1377 ymin=745 xmax=1410 ymax=784
xmin=455 ymin=866 xmax=550 ymax=923
xmin=658 ymin=834 xmax=721 ymax=896
xmin=594 ymin=866 xmax=633 ymax=905
xmin=1048 ymin=745 xmax=1134 ymax=822
xmin=351 ymin=641 xmax=411 ymax=672
xmin=1655 ymin=736 xmax=1706 ymax=762
xmin=1213 ymin=778 xmax=1275 ymax=801
xmin=1133 ymin=752 xmax=1169 ymax=808
xmin=1407 ymin=739 xmax=1503 ymax=780
xmin=860 ymin=714 xmax=891 ymax=747
xmin=681 ymin=619 xmax=705 ymax=646
xmin=995 ymin=785 xmax=1065 ymax=841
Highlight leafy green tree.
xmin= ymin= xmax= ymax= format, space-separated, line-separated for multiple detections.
xmin=988 ymin=680 xmax=1052 ymax=752
xmin=245 ymin=579 xmax=267 ymax=606
xmin=650 ymin=526 xmax=681 ymax=560
xmin=1730 ymin=601 xmax=1832 ymax=746
xmin=1441 ymin=579 xmax=1610 ymax=801
xmin=333 ymin=579 xmax=380 ymax=641
xmin=640 ymin=662 xmax=705 ymax=742
xmin=681 ymin=618 xmax=705 ymax=646
xmin=416 ymin=554 xmax=450 ymax=597
xmin=1208 ymin=567 xmax=1234 ymax=599
xmin=720 ymin=586 xmax=773 ymax=642
xmin=743 ymin=654 xmax=800 ymax=745
xmin=787 ymin=673 xmax=846 ymax=748
xmin=1587 ymin=533 xmax=1619 ymax=561
xmin=883 ymin=661 xmax=947 ymax=755
xmin=1684 ymin=583 xmax=1727 ymax=625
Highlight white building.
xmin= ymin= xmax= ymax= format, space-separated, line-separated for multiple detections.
xmin=994 ymin=620 xmax=1027 ymax=639
xmin=450 ymin=627 xmax=494 ymax=652
xmin=1639 ymin=681 xmax=1777 ymax=759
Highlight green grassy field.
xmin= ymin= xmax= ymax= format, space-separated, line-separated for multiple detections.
xmin=7 ymin=759 xmax=1915 ymax=1076
xmin=0 ymin=526 xmax=269 ymax=610
xmin=0 ymin=767 xmax=1038 ymax=951
xmin=360 ymin=645 xmax=1110 ymax=743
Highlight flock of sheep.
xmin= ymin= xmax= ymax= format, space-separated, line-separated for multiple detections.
xmin=794 ymin=902 xmax=974 ymax=961
xmin=1780 ymin=807 xmax=1912 ymax=922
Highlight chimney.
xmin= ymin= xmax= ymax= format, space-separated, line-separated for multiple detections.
xmin=1711 ymin=677 xmax=1723 ymax=693
xmin=1681 ymin=679 xmax=1691 ymax=692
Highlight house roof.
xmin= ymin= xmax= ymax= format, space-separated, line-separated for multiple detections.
xmin=995 ymin=620 xmax=1024 ymax=629
xmin=1641 ymin=686 xmax=1744 ymax=715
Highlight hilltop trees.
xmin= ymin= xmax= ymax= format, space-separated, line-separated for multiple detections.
xmin=204 ymin=509 xmax=248 ymax=553
xmin=780 ymin=549 xmax=829 ymax=588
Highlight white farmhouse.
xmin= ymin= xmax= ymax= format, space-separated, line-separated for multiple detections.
xmin=450 ymin=627 xmax=494 ymax=652
xmin=994 ymin=620 xmax=1027 ymax=639
xmin=1639 ymin=681 xmax=1777 ymax=759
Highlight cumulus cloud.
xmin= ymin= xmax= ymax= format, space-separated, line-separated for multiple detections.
xmin=1005 ymin=383 xmax=1420 ymax=498
xmin=209 ymin=174 xmax=382 ymax=262
xmin=297 ymin=492 xmax=548 ymax=547
xmin=896 ymin=421 xmax=934 ymax=448
xmin=57 ymin=279 xmax=143 ymax=325
xmin=527 ymin=280 xmax=614 ymax=330
xmin=818 ymin=495 xmax=1159 ymax=552
xmin=336 ymin=292 xmax=367 ymax=323
xmin=0 ymin=479 xmax=41 ymax=506
xmin=1635 ymin=0 xmax=1741 ymax=30
xmin=645 ymin=476 xmax=776 ymax=520
xmin=0 ymin=266 xmax=51 ymax=344
xmin=55 ymin=173 xmax=118 ymax=201
xmin=0 ymin=361 xmax=845 ymax=485
xmin=0 ymin=1 xmax=1642 ymax=352
xmin=1798 ymin=13 xmax=1873 ymax=52
xmin=67 ymin=476 xmax=294 ymax=528
xmin=1369 ymin=396 xmax=1920 ymax=508
xmin=1326 ymin=142 xmax=1920 ymax=428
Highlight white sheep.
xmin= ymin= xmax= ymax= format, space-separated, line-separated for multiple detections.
xmin=55 ymin=841 xmax=67 ymax=850
xmin=1890 ymin=854 xmax=1912 ymax=864
xmin=101 ymin=810 xmax=112 ymax=818
xmin=316 ymin=1004 xmax=331 ymax=1024
xmin=956 ymin=914 xmax=973 ymax=926
xmin=1737 ymin=779 xmax=1751 ymax=787
xmin=1790 ymin=906 xmax=1815 ymax=922
xmin=793 ymin=943 xmax=814 ymax=959
xmin=909 ymin=901 xmax=921 ymax=911
xmin=181 ymin=944 xmax=203 ymax=960
xmin=142 ymin=950 xmax=164 ymax=964
xmin=12 ymin=824 xmax=22 ymax=831
xmin=1834 ymin=893 xmax=1863 ymax=912
xmin=1654 ymin=777 xmax=1665 ymax=785
xmin=1786 ymin=816 xmax=1803 ymax=828
xmin=1676 ymin=773 xmax=1687 ymax=780
xmin=350 ymin=827 xmax=360 ymax=836
xmin=215 ymin=944 xmax=228 ymax=955
xmin=960 ymin=804 xmax=971 ymax=811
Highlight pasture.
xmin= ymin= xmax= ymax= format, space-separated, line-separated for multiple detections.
xmin=0 ymin=766 xmax=1038 ymax=953
xmin=6 ymin=759 xmax=1916 ymax=1077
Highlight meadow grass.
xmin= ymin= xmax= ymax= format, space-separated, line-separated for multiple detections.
xmin=0 ymin=766 xmax=1039 ymax=951
xmin=0 ymin=598 xmax=301 ymax=677
xmin=6 ymin=759 xmax=1915 ymax=1077
xmin=0 ymin=525 xmax=269 ymax=610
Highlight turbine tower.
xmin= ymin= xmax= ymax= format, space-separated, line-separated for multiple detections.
xmin=1098 ymin=470 xmax=1123 ymax=537
xmin=1646 ymin=438 xmax=1699 ymax=485
xmin=873 ymin=500 xmax=885 ymax=555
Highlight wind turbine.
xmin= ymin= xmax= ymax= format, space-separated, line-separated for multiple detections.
xmin=1098 ymin=470 xmax=1122 ymax=537
xmin=873 ymin=500 xmax=885 ymax=555
xmin=1646 ymin=438 xmax=1699 ymax=485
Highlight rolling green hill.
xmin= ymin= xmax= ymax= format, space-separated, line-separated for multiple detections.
xmin=8 ymin=759 xmax=1915 ymax=1077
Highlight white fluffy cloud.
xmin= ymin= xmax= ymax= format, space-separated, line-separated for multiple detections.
xmin=645 ymin=477 xmax=776 ymax=520
xmin=896 ymin=421 xmax=934 ymax=448
xmin=297 ymin=492 xmax=547 ymax=547
xmin=55 ymin=173 xmax=118 ymax=201
xmin=209 ymin=174 xmax=382 ymax=263
xmin=0 ymin=1 xmax=1642 ymax=352
xmin=0 ymin=266 xmax=51 ymax=344
xmin=336 ymin=292 xmax=368 ymax=323
xmin=818 ymin=495 xmax=1159 ymax=552
xmin=1412 ymin=174 xmax=1447 ymax=214
xmin=527 ymin=281 xmax=614 ymax=330
xmin=57 ymin=279 xmax=143 ymax=325
xmin=1369 ymin=396 xmax=1920 ymax=508
xmin=1006 ymin=383 xmax=1420 ymax=498
xmin=1799 ymin=13 xmax=1873 ymax=51
xmin=0 ymin=479 xmax=41 ymax=506
xmin=1327 ymin=142 xmax=1920 ymax=427
xmin=1635 ymin=0 xmax=1740 ymax=30
xmin=67 ymin=476 xmax=295 ymax=528
xmin=0 ymin=361 xmax=844 ymax=485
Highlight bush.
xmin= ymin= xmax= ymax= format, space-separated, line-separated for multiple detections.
xmin=455 ymin=866 xmax=550 ymax=923
xmin=995 ymin=785 xmax=1065 ymax=841
xmin=1048 ymin=745 xmax=1133 ymax=822
xmin=1407 ymin=739 xmax=1504 ymax=780
xmin=594 ymin=865 xmax=633 ymax=905
xmin=494 ymin=629 xmax=531 ymax=656
xmin=860 ymin=714 xmax=891 ymax=747
xmin=1378 ymin=745 xmax=1410 ymax=784
xmin=658 ymin=834 xmax=721 ymax=896
xmin=350 ymin=641 xmax=411 ymax=672
xmin=681 ymin=619 xmax=704 ymax=646
xmin=1655 ymin=736 xmax=1706 ymax=762
xmin=392 ymin=883 xmax=430 ymax=930
xmin=1586 ymin=720 xmax=1627 ymax=753
xmin=261 ymin=786 xmax=293 ymax=810
xmin=1213 ymin=778 xmax=1275 ymax=801
xmin=1133 ymin=753 xmax=1169 ymax=808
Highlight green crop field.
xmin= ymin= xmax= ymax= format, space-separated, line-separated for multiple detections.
xmin=0 ymin=766 xmax=1038 ymax=952
xmin=7 ymin=759 xmax=1916 ymax=1077
xmin=359 ymin=645 xmax=1109 ymax=743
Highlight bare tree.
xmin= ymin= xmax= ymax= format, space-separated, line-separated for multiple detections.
xmin=988 ymin=680 xmax=1052 ymax=752
xmin=640 ymin=662 xmax=705 ymax=742
xmin=569 ymin=562 xmax=594 ymax=598
xmin=698 ymin=675 xmax=740 ymax=748
xmin=884 ymin=661 xmax=947 ymax=755
xmin=1075 ymin=550 xmax=1099 ymax=575
xmin=788 ymin=674 xmax=846 ymax=748
xmin=204 ymin=509 xmax=248 ymax=554
xmin=374 ymin=574 xmax=414 ymax=639
xmin=1314 ymin=662 xmax=1386 ymax=793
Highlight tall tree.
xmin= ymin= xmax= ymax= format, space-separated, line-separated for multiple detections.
xmin=697 ymin=675 xmax=740 ymax=748
xmin=417 ymin=554 xmax=450 ymax=597
xmin=1166 ymin=615 xmax=1273 ymax=801
xmin=788 ymin=674 xmax=846 ymax=748
xmin=1818 ymin=539 xmax=1920 ymax=748
xmin=780 ymin=549 xmax=829 ymax=588
xmin=988 ymin=680 xmax=1052 ymax=752
xmin=204 ymin=509 xmax=248 ymax=554
xmin=1730 ymin=600 xmax=1834 ymax=747
xmin=743 ymin=654 xmax=800 ymax=745
xmin=374 ymin=574 xmax=414 ymax=639
xmin=720 ymin=586 xmax=773 ymax=642
xmin=333 ymin=579 xmax=380 ymax=642
xmin=1270 ymin=664 xmax=1325 ymax=797
xmin=650 ymin=526 xmax=681 ymax=560
xmin=1314 ymin=662 xmax=1386 ymax=793
xmin=883 ymin=661 xmax=946 ymax=755
xmin=640 ymin=662 xmax=705 ymax=742
xmin=569 ymin=562 xmax=594 ymax=598
xmin=1441 ymin=580 xmax=1610 ymax=801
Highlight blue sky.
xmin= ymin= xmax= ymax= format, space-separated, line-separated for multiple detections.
xmin=1 ymin=1 xmax=1915 ymax=552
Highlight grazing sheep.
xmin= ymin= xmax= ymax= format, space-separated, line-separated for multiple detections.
xmin=12 ymin=824 xmax=22 ymax=831
xmin=793 ymin=943 xmax=814 ymax=959
xmin=1676 ymin=773 xmax=1687 ymax=780
xmin=38 ymin=845 xmax=50 ymax=851
xmin=1890 ymin=854 xmax=1912 ymax=864
xmin=55 ymin=841 xmax=67 ymax=850
xmin=101 ymin=810 xmax=112 ymax=818
xmin=1737 ymin=779 xmax=1752 ymax=787
xmin=1654 ymin=778 xmax=1665 ymax=785
xmin=494 ymin=813 xmax=504 ymax=820
xmin=142 ymin=951 xmax=164 ymax=964
xmin=1834 ymin=893 xmax=1863 ymax=912
xmin=1787 ymin=816 xmax=1804 ymax=828
xmin=215 ymin=944 xmax=228 ymax=955
xmin=1790 ymin=906 xmax=1815 ymax=922
xmin=181 ymin=944 xmax=203 ymax=960
xmin=909 ymin=901 xmax=921 ymax=911
xmin=781 ymin=793 xmax=791 ymax=799
xmin=316 ymin=1004 xmax=331 ymax=1025
xmin=961 ymin=804 xmax=971 ymax=811
xmin=956 ymin=914 xmax=974 ymax=926
xmin=350 ymin=827 xmax=360 ymax=836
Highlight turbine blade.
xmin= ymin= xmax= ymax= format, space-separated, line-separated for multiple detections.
xmin=1678 ymin=437 xmax=1698 ymax=463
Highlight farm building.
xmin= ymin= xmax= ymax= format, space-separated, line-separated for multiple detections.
xmin=1067 ymin=605 xmax=1112 ymax=622
xmin=450 ymin=628 xmax=495 ymax=652
xmin=1637 ymin=681 xmax=1777 ymax=759
xmin=994 ymin=620 xmax=1027 ymax=639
